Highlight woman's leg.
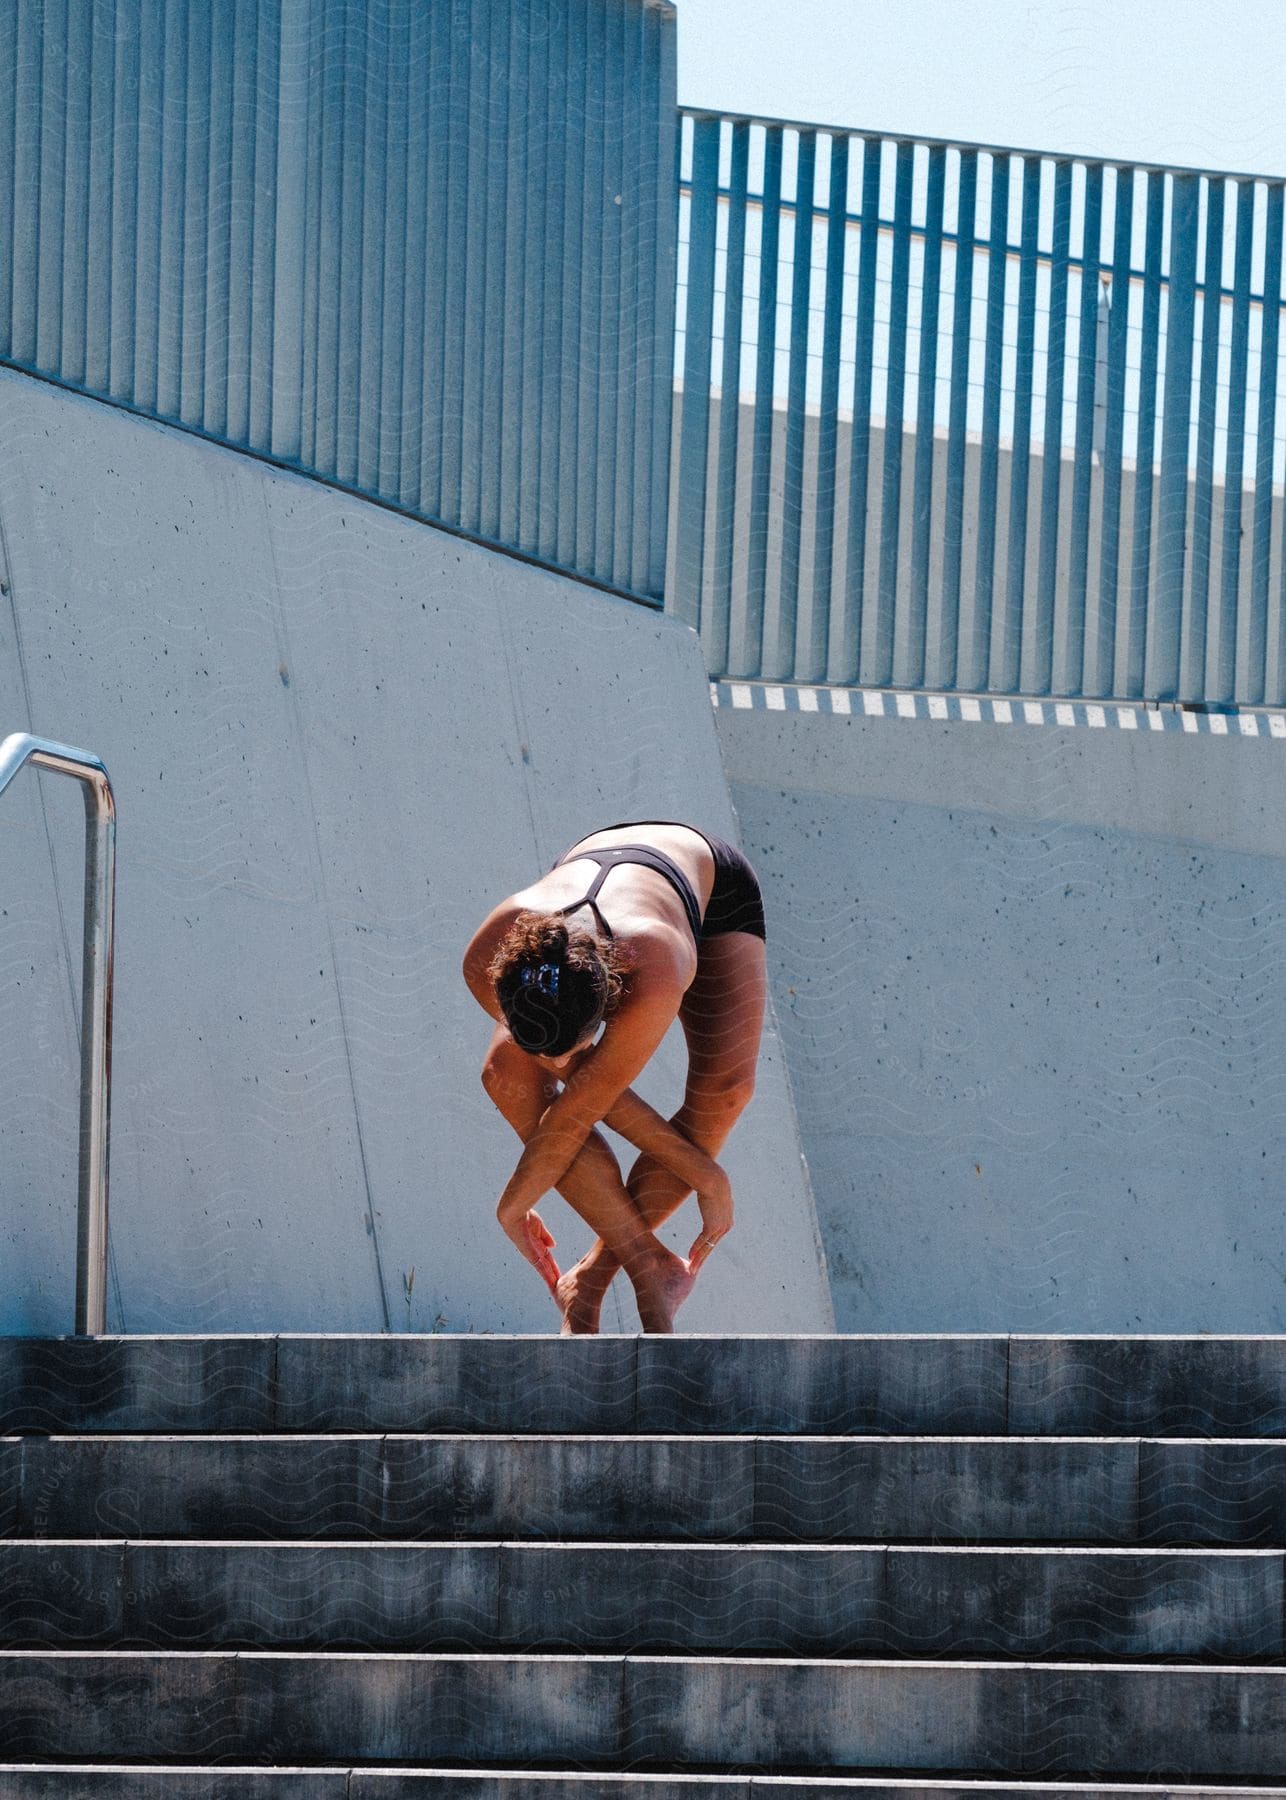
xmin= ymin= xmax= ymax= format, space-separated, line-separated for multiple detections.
xmin=481 ymin=1026 xmax=693 ymax=1332
xmin=557 ymin=931 xmax=768 ymax=1332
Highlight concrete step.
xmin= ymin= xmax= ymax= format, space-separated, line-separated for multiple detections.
xmin=0 ymin=1652 xmax=1284 ymax=1776
xmin=6 ymin=1433 xmax=1283 ymax=1546
xmin=0 ymin=1772 xmax=1281 ymax=1799
xmin=0 ymin=1776 xmax=1282 ymax=1800
xmin=1 ymin=1541 xmax=1282 ymax=1660
xmin=3 ymin=1336 xmax=1284 ymax=1436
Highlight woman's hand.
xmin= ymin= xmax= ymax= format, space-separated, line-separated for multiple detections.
xmin=497 ymin=1198 xmax=561 ymax=1298
xmin=687 ymin=1168 xmax=734 ymax=1275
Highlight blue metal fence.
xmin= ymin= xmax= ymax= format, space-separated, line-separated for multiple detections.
xmin=0 ymin=0 xmax=677 ymax=604
xmin=670 ymin=108 xmax=1286 ymax=705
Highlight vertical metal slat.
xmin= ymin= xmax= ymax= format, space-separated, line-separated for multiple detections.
xmin=62 ymin=0 xmax=92 ymax=385
xmin=108 ymin=0 xmax=141 ymax=401
xmin=594 ymin=0 xmax=625 ymax=584
xmin=968 ymin=152 xmax=1010 ymax=692
xmin=1030 ymin=159 xmax=1071 ymax=693
xmin=939 ymin=148 xmax=977 ymax=688
xmin=998 ymin=155 xmax=1041 ymax=693
xmin=83 ymin=0 xmax=115 ymax=392
xmin=609 ymin=3 xmax=639 ymax=590
xmin=246 ymin=0 xmax=279 ymax=452
xmin=35 ymin=0 xmax=67 ymax=375
xmin=906 ymin=142 xmax=945 ymax=688
xmin=644 ymin=2 xmax=678 ymax=601
xmin=396 ymin=0 xmax=428 ymax=511
xmin=477 ymin=0 xmax=510 ymax=543
xmin=153 ymin=0 xmax=187 ymax=420
xmin=1216 ymin=181 xmax=1254 ymax=705
xmin=1126 ymin=169 xmax=1165 ymax=698
xmin=871 ymin=139 xmax=914 ymax=686
xmin=672 ymin=114 xmax=720 ymax=631
xmin=574 ymin=0 xmax=606 ymax=577
xmin=804 ymin=131 xmax=848 ymax=684
xmin=374 ymin=2 xmax=408 ymax=498
xmin=553 ymin=0 xmax=586 ymax=571
xmin=1185 ymin=177 xmax=1224 ymax=699
xmin=1248 ymin=183 xmax=1283 ymax=703
xmin=709 ymin=119 xmax=750 ymax=677
xmin=739 ymin=124 xmax=783 ymax=677
xmin=534 ymin=0 xmax=567 ymax=563
xmin=1063 ymin=162 xmax=1102 ymax=694
xmin=179 ymin=1 xmax=211 ymax=430
xmin=1150 ymin=172 xmax=1199 ymax=699
xmin=1093 ymin=167 xmax=1133 ymax=696
xmin=513 ymin=1 xmax=545 ymax=552
xmin=774 ymin=128 xmax=816 ymax=678
xmin=838 ymin=136 xmax=881 ymax=684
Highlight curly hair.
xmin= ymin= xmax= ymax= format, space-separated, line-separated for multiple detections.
xmin=487 ymin=911 xmax=634 ymax=1056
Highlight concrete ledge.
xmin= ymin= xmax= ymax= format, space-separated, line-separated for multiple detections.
xmin=0 ymin=1654 xmax=1284 ymax=1773
xmin=1008 ymin=1340 xmax=1286 ymax=1436
xmin=0 ymin=1774 xmax=344 ymax=1798
xmin=753 ymin=1437 xmax=1142 ymax=1543
xmin=3 ymin=1336 xmax=1285 ymax=1436
xmin=0 ymin=1339 xmax=277 ymax=1434
xmin=10 ymin=1433 xmax=1286 ymax=1546
xmin=272 ymin=1338 xmax=640 ymax=1434
xmin=0 ymin=1774 xmax=1282 ymax=1800
xmin=0 ymin=1543 xmax=1280 ymax=1659
xmin=633 ymin=1338 xmax=1009 ymax=1434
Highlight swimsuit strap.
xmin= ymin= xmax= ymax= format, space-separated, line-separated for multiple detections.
xmin=550 ymin=844 xmax=701 ymax=947
xmin=552 ymin=858 xmax=616 ymax=939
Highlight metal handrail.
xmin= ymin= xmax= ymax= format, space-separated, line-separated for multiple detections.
xmin=0 ymin=733 xmax=115 ymax=1335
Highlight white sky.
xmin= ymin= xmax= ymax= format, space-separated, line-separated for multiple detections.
xmin=676 ymin=0 xmax=1286 ymax=179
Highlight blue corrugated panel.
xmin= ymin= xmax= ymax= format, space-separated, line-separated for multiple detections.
xmin=674 ymin=108 xmax=1286 ymax=706
xmin=0 ymin=0 xmax=677 ymax=604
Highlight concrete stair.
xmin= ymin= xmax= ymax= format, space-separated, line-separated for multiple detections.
xmin=0 ymin=1334 xmax=1282 ymax=1793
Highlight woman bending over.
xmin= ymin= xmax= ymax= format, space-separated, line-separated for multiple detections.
xmin=461 ymin=820 xmax=768 ymax=1333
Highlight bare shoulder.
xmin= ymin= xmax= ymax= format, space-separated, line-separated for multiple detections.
xmin=619 ymin=921 xmax=697 ymax=1001
xmin=461 ymin=895 xmax=528 ymax=1016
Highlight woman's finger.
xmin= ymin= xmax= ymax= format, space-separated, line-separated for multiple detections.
xmin=687 ymin=1231 xmax=720 ymax=1273
xmin=524 ymin=1217 xmax=562 ymax=1295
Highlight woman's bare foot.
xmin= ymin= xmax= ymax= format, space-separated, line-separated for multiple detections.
xmin=555 ymin=1261 xmax=609 ymax=1336
xmin=630 ymin=1245 xmax=696 ymax=1334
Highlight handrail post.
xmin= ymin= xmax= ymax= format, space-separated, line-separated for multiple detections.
xmin=0 ymin=733 xmax=116 ymax=1335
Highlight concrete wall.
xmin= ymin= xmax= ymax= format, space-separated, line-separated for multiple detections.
xmin=716 ymin=694 xmax=1286 ymax=1330
xmin=0 ymin=368 xmax=831 ymax=1335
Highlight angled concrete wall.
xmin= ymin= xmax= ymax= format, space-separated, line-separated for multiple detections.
xmin=717 ymin=695 xmax=1286 ymax=1331
xmin=0 ymin=369 xmax=831 ymax=1334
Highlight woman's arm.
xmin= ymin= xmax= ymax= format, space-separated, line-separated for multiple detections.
xmin=601 ymin=1085 xmax=725 ymax=1197
xmin=496 ymin=940 xmax=686 ymax=1224
xmin=530 ymin=1042 xmax=723 ymax=1196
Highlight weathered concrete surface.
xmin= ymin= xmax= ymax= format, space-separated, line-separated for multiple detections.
xmin=717 ymin=703 xmax=1286 ymax=1330
xmin=13 ymin=1428 xmax=1285 ymax=1546
xmin=0 ymin=368 xmax=830 ymax=1334
xmin=0 ymin=1335 xmax=277 ymax=1433
xmin=4 ymin=1540 xmax=1279 ymax=1657
xmin=3 ymin=1652 xmax=1286 ymax=1771
xmin=5 ymin=1332 xmax=1286 ymax=1434
xmin=1008 ymin=1335 xmax=1286 ymax=1433
xmin=632 ymin=1332 xmax=1008 ymax=1432
xmin=2 ymin=1777 xmax=1280 ymax=1800
xmin=0 ymin=1775 xmax=1278 ymax=1800
xmin=0 ymin=1774 xmax=348 ymax=1799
